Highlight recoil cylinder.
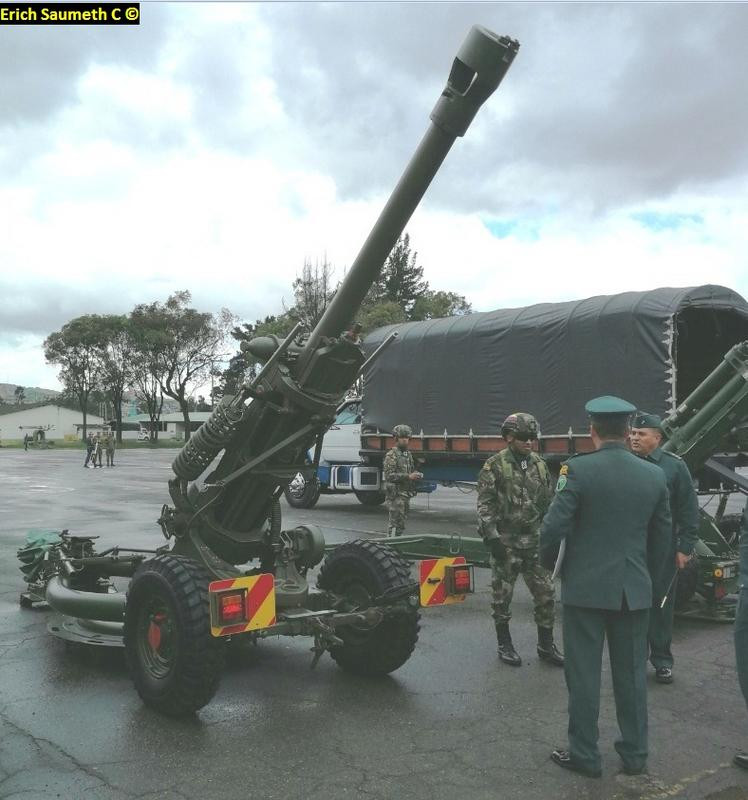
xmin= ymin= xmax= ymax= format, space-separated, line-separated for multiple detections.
xmin=172 ymin=401 xmax=245 ymax=481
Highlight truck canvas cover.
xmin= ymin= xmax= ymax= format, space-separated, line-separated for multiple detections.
xmin=362 ymin=285 xmax=748 ymax=437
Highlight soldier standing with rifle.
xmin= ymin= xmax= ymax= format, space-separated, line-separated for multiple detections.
xmin=477 ymin=412 xmax=563 ymax=668
xmin=540 ymin=396 xmax=671 ymax=778
xmin=383 ymin=425 xmax=423 ymax=537
xmin=630 ymin=411 xmax=699 ymax=684
xmin=84 ymin=433 xmax=95 ymax=467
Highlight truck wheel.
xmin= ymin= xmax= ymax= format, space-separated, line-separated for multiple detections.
xmin=674 ymin=556 xmax=699 ymax=611
xmin=124 ymin=555 xmax=224 ymax=716
xmin=284 ymin=472 xmax=321 ymax=509
xmin=353 ymin=490 xmax=386 ymax=507
xmin=317 ymin=539 xmax=420 ymax=675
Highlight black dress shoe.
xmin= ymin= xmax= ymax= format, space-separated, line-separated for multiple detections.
xmin=734 ymin=752 xmax=748 ymax=770
xmin=550 ymin=749 xmax=602 ymax=778
xmin=655 ymin=667 xmax=673 ymax=684
xmin=621 ymin=763 xmax=647 ymax=775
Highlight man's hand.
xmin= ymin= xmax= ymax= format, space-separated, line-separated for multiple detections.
xmin=487 ymin=538 xmax=507 ymax=564
xmin=676 ymin=551 xmax=691 ymax=570
xmin=409 ymin=471 xmax=423 ymax=480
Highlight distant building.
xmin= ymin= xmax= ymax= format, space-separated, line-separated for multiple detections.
xmin=133 ymin=412 xmax=212 ymax=440
xmin=0 ymin=404 xmax=104 ymax=442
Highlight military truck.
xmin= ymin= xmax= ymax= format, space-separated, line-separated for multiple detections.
xmin=287 ymin=285 xmax=748 ymax=498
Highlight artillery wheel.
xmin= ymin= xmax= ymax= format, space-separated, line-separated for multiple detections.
xmin=354 ymin=490 xmax=386 ymax=507
xmin=124 ymin=555 xmax=224 ymax=716
xmin=317 ymin=539 xmax=419 ymax=675
xmin=674 ymin=556 xmax=699 ymax=611
xmin=284 ymin=472 xmax=321 ymax=509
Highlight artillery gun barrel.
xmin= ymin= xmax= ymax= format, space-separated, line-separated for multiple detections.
xmin=663 ymin=341 xmax=748 ymax=431
xmin=662 ymin=340 xmax=748 ymax=470
xmin=298 ymin=26 xmax=519 ymax=368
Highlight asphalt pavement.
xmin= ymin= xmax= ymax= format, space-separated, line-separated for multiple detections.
xmin=1 ymin=448 xmax=747 ymax=800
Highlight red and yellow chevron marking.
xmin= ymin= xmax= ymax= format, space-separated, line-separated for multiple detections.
xmin=419 ymin=556 xmax=467 ymax=607
xmin=209 ymin=573 xmax=276 ymax=637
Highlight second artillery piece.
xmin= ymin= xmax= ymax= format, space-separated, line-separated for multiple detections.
xmin=19 ymin=26 xmax=520 ymax=715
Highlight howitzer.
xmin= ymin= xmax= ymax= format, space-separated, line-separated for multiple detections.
xmin=658 ymin=340 xmax=748 ymax=618
xmin=20 ymin=26 xmax=520 ymax=715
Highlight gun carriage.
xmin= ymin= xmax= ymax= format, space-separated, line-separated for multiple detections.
xmin=18 ymin=27 xmax=520 ymax=715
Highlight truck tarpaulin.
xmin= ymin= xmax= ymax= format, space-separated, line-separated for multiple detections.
xmin=361 ymin=285 xmax=748 ymax=437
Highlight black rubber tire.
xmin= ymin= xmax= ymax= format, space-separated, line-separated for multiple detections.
xmin=124 ymin=555 xmax=224 ymax=716
xmin=674 ymin=556 xmax=699 ymax=611
xmin=284 ymin=473 xmax=321 ymax=509
xmin=317 ymin=539 xmax=419 ymax=675
xmin=353 ymin=490 xmax=386 ymax=507
xmin=718 ymin=513 xmax=743 ymax=547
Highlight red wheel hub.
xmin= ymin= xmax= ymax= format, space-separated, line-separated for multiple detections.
xmin=147 ymin=612 xmax=167 ymax=651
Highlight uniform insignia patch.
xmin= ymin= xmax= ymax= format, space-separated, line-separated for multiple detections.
xmin=559 ymin=465 xmax=569 ymax=476
xmin=520 ymin=459 xmax=528 ymax=470
xmin=556 ymin=476 xmax=567 ymax=492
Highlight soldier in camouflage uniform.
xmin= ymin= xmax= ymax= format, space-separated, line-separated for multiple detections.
xmin=477 ymin=412 xmax=563 ymax=667
xmin=383 ymin=424 xmax=423 ymax=537
xmin=104 ymin=432 xmax=116 ymax=467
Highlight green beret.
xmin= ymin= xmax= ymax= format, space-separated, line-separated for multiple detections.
xmin=631 ymin=411 xmax=662 ymax=429
xmin=584 ymin=395 xmax=636 ymax=417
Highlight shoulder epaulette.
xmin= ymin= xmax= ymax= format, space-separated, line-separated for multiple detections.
xmin=661 ymin=450 xmax=683 ymax=460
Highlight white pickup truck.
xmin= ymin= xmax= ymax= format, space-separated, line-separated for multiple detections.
xmin=284 ymin=398 xmax=386 ymax=508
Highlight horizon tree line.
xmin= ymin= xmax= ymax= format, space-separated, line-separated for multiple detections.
xmin=42 ymin=233 xmax=473 ymax=441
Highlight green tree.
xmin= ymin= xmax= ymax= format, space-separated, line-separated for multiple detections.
xmin=130 ymin=291 xmax=233 ymax=442
xmin=410 ymin=290 xmax=472 ymax=321
xmin=44 ymin=317 xmax=102 ymax=439
xmin=358 ymin=300 xmax=408 ymax=334
xmin=290 ymin=257 xmax=335 ymax=330
xmin=127 ymin=320 xmax=168 ymax=442
xmin=14 ymin=386 xmax=26 ymax=405
xmin=93 ymin=315 xmax=135 ymax=444
xmin=374 ymin=233 xmax=427 ymax=314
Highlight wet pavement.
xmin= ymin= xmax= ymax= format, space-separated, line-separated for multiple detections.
xmin=1 ymin=448 xmax=747 ymax=800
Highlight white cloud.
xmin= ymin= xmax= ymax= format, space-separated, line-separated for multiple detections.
xmin=2 ymin=4 xmax=748 ymax=393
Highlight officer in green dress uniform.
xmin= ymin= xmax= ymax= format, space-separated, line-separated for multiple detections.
xmin=734 ymin=499 xmax=748 ymax=771
xmin=630 ymin=411 xmax=699 ymax=684
xmin=539 ymin=396 xmax=672 ymax=778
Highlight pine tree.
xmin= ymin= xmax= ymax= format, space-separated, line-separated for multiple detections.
xmin=374 ymin=233 xmax=428 ymax=315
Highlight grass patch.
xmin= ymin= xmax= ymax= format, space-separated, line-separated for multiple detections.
xmin=0 ymin=439 xmax=184 ymax=450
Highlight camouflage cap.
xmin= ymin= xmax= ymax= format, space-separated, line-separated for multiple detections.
xmin=501 ymin=412 xmax=539 ymax=439
xmin=393 ymin=424 xmax=413 ymax=438
xmin=631 ymin=411 xmax=663 ymax=429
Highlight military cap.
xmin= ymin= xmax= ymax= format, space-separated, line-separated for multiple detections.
xmin=631 ymin=411 xmax=663 ymax=429
xmin=393 ymin=424 xmax=412 ymax=438
xmin=584 ymin=396 xmax=636 ymax=417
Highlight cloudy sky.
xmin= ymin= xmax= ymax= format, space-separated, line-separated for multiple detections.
xmin=2 ymin=2 xmax=747 ymax=391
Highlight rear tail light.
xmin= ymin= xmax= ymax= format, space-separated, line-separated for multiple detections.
xmin=445 ymin=564 xmax=474 ymax=596
xmin=217 ymin=590 xmax=247 ymax=624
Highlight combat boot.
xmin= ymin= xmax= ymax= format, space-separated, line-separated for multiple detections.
xmin=537 ymin=626 xmax=564 ymax=666
xmin=496 ymin=623 xmax=522 ymax=666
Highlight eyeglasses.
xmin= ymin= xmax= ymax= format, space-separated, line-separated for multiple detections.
xmin=513 ymin=432 xmax=537 ymax=442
